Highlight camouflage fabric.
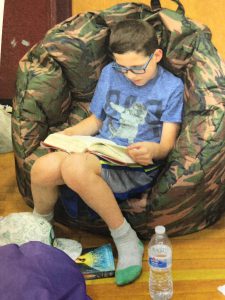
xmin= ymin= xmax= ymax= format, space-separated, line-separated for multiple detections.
xmin=12 ymin=1 xmax=225 ymax=239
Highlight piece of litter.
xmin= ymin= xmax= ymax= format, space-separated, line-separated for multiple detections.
xmin=53 ymin=238 xmax=82 ymax=260
xmin=21 ymin=39 xmax=30 ymax=47
xmin=218 ymin=285 xmax=225 ymax=296
xmin=11 ymin=38 xmax=17 ymax=48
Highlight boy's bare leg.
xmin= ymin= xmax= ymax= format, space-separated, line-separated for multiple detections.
xmin=61 ymin=153 xmax=144 ymax=286
xmin=60 ymin=152 xmax=124 ymax=229
xmin=31 ymin=151 xmax=143 ymax=286
xmin=31 ymin=151 xmax=125 ymax=227
xmin=31 ymin=151 xmax=68 ymax=220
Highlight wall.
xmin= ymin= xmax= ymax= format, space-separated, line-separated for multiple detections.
xmin=72 ymin=0 xmax=225 ymax=59
xmin=0 ymin=0 xmax=72 ymax=101
xmin=0 ymin=0 xmax=5 ymax=62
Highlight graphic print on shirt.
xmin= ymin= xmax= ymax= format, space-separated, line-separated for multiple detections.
xmin=104 ymin=89 xmax=163 ymax=144
xmin=109 ymin=101 xmax=147 ymax=144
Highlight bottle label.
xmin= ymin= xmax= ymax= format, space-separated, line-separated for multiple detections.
xmin=149 ymin=256 xmax=168 ymax=268
xmin=149 ymin=245 xmax=172 ymax=269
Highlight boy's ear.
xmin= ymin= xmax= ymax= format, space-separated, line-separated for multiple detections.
xmin=154 ymin=49 xmax=163 ymax=63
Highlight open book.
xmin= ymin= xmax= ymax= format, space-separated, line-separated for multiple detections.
xmin=42 ymin=132 xmax=136 ymax=165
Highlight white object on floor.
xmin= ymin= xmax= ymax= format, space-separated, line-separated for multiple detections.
xmin=0 ymin=212 xmax=54 ymax=246
xmin=0 ymin=104 xmax=13 ymax=153
xmin=218 ymin=285 xmax=225 ymax=296
xmin=0 ymin=212 xmax=82 ymax=260
xmin=53 ymin=238 xmax=82 ymax=260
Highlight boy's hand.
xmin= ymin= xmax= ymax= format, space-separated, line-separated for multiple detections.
xmin=127 ymin=142 xmax=154 ymax=166
xmin=57 ymin=115 xmax=102 ymax=136
xmin=127 ymin=123 xmax=181 ymax=165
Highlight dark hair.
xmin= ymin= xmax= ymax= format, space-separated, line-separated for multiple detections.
xmin=109 ymin=19 xmax=159 ymax=56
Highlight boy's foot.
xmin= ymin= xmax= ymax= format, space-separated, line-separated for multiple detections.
xmin=110 ymin=219 xmax=144 ymax=286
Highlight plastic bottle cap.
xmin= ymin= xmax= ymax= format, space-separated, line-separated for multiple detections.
xmin=155 ymin=225 xmax=166 ymax=234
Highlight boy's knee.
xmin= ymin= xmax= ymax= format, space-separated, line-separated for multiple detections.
xmin=31 ymin=152 xmax=66 ymax=185
xmin=61 ymin=153 xmax=99 ymax=187
xmin=31 ymin=158 xmax=45 ymax=184
xmin=61 ymin=153 xmax=87 ymax=180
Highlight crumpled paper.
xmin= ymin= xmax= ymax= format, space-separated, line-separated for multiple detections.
xmin=0 ymin=212 xmax=82 ymax=260
xmin=218 ymin=285 xmax=225 ymax=296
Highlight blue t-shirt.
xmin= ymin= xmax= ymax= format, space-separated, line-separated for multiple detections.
xmin=90 ymin=63 xmax=184 ymax=146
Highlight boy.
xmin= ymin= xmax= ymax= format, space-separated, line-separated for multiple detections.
xmin=31 ymin=20 xmax=184 ymax=286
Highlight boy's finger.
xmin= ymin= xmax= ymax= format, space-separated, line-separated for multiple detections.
xmin=127 ymin=142 xmax=142 ymax=149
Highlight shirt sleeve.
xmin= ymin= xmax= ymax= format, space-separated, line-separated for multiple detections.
xmin=89 ymin=65 xmax=110 ymax=121
xmin=160 ymin=79 xmax=184 ymax=123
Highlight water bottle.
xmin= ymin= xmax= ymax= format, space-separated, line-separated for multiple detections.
xmin=148 ymin=225 xmax=173 ymax=299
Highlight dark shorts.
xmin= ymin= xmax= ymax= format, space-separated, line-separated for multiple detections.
xmin=99 ymin=159 xmax=163 ymax=200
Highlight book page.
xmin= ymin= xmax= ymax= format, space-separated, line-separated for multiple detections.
xmin=89 ymin=143 xmax=135 ymax=164
xmin=43 ymin=133 xmax=87 ymax=153
xmin=71 ymin=135 xmax=117 ymax=147
xmin=42 ymin=133 xmax=117 ymax=153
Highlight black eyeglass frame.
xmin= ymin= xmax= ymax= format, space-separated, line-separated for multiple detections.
xmin=112 ymin=53 xmax=154 ymax=74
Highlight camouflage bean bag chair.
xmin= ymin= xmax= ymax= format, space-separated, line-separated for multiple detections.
xmin=12 ymin=0 xmax=225 ymax=239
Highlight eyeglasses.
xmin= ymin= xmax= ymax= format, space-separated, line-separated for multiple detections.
xmin=112 ymin=53 xmax=154 ymax=74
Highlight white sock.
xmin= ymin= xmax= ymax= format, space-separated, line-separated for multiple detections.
xmin=33 ymin=208 xmax=54 ymax=223
xmin=110 ymin=218 xmax=144 ymax=285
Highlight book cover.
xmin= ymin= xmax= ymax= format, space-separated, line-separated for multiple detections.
xmin=75 ymin=244 xmax=115 ymax=280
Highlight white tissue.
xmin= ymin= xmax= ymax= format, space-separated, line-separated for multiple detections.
xmin=218 ymin=285 xmax=225 ymax=296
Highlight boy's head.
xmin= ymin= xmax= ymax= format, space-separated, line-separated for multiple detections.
xmin=109 ymin=20 xmax=163 ymax=86
xmin=109 ymin=19 xmax=158 ymax=55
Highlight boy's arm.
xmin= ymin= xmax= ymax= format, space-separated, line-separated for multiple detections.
xmin=62 ymin=114 xmax=103 ymax=136
xmin=127 ymin=122 xmax=180 ymax=166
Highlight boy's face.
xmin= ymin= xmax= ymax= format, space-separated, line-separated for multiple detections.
xmin=113 ymin=49 xmax=163 ymax=86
